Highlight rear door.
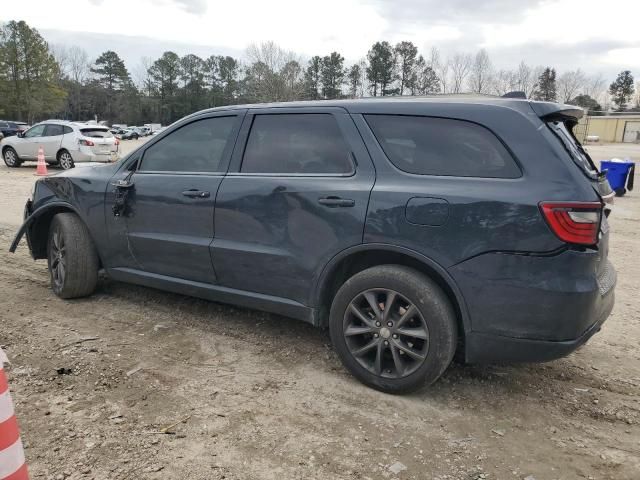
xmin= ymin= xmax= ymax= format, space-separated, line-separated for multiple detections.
xmin=41 ymin=124 xmax=65 ymax=160
xmin=122 ymin=111 xmax=244 ymax=283
xmin=211 ymin=107 xmax=375 ymax=305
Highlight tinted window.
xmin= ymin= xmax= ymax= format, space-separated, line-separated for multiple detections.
xmin=547 ymin=121 xmax=597 ymax=175
xmin=63 ymin=126 xmax=73 ymax=134
xmin=365 ymin=115 xmax=520 ymax=178
xmin=44 ymin=124 xmax=64 ymax=137
xmin=0 ymin=122 xmax=7 ymax=128
xmin=241 ymin=114 xmax=353 ymax=174
xmin=24 ymin=125 xmax=45 ymax=138
xmin=140 ymin=116 xmax=235 ymax=172
xmin=81 ymin=128 xmax=112 ymax=138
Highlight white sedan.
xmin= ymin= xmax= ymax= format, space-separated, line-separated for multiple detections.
xmin=1 ymin=120 xmax=119 ymax=169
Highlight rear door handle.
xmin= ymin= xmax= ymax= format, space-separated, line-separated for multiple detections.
xmin=182 ymin=189 xmax=210 ymax=198
xmin=318 ymin=196 xmax=355 ymax=208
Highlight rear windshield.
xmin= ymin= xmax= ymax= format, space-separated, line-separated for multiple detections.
xmin=81 ymin=128 xmax=113 ymax=138
xmin=547 ymin=121 xmax=598 ymax=175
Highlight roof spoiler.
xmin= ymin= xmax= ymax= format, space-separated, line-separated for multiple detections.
xmin=530 ymin=102 xmax=584 ymax=120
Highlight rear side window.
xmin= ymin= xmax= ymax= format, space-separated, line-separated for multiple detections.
xmin=241 ymin=114 xmax=353 ymax=174
xmin=63 ymin=126 xmax=73 ymax=134
xmin=140 ymin=116 xmax=235 ymax=173
xmin=365 ymin=115 xmax=521 ymax=178
xmin=81 ymin=128 xmax=112 ymax=138
xmin=44 ymin=124 xmax=64 ymax=137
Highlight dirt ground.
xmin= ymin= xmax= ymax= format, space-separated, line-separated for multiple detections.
xmin=0 ymin=142 xmax=639 ymax=480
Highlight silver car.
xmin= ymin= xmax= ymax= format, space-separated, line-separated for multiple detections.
xmin=1 ymin=120 xmax=119 ymax=169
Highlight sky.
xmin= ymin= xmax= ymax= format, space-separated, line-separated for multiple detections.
xmin=4 ymin=0 xmax=640 ymax=81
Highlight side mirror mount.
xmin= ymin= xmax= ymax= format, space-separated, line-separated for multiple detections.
xmin=17 ymin=132 xmax=24 ymax=138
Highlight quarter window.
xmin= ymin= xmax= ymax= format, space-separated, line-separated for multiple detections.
xmin=241 ymin=114 xmax=353 ymax=174
xmin=365 ymin=115 xmax=521 ymax=178
xmin=139 ymin=116 xmax=235 ymax=172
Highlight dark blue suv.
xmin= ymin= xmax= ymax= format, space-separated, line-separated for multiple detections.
xmin=10 ymin=97 xmax=616 ymax=393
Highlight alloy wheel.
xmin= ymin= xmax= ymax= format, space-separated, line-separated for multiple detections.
xmin=49 ymin=229 xmax=66 ymax=290
xmin=59 ymin=152 xmax=73 ymax=169
xmin=343 ymin=288 xmax=430 ymax=379
xmin=4 ymin=149 xmax=17 ymax=166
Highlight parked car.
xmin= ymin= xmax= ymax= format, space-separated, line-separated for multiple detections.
xmin=116 ymin=129 xmax=139 ymax=140
xmin=0 ymin=121 xmax=22 ymax=139
xmin=9 ymin=97 xmax=616 ymax=393
xmin=1 ymin=120 xmax=119 ymax=169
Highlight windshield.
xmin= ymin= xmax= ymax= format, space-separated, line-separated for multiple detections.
xmin=81 ymin=128 xmax=113 ymax=138
xmin=547 ymin=120 xmax=598 ymax=176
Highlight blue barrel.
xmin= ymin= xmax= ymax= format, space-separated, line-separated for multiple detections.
xmin=601 ymin=160 xmax=635 ymax=196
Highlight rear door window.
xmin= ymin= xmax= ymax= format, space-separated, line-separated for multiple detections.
xmin=44 ymin=124 xmax=64 ymax=137
xmin=365 ymin=115 xmax=521 ymax=178
xmin=241 ymin=114 xmax=354 ymax=175
xmin=139 ymin=116 xmax=235 ymax=173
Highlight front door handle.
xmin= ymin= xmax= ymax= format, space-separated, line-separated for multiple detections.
xmin=318 ymin=196 xmax=355 ymax=208
xmin=182 ymin=189 xmax=210 ymax=198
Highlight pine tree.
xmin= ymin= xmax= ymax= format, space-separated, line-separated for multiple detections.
xmin=304 ymin=56 xmax=322 ymax=100
xmin=394 ymin=41 xmax=418 ymax=96
xmin=366 ymin=41 xmax=396 ymax=96
xmin=534 ymin=67 xmax=557 ymax=102
xmin=321 ymin=52 xmax=345 ymax=99
xmin=91 ymin=51 xmax=129 ymax=92
xmin=347 ymin=64 xmax=362 ymax=98
xmin=0 ymin=20 xmax=66 ymax=122
xmin=609 ymin=70 xmax=635 ymax=111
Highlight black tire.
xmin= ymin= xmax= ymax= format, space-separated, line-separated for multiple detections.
xmin=615 ymin=187 xmax=626 ymax=197
xmin=133 ymin=134 xmax=139 ymax=140
xmin=329 ymin=265 xmax=457 ymax=393
xmin=57 ymin=150 xmax=75 ymax=170
xmin=3 ymin=147 xmax=22 ymax=168
xmin=47 ymin=213 xmax=99 ymax=299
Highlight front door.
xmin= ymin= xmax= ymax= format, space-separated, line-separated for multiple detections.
xmin=212 ymin=108 xmax=376 ymax=305
xmin=17 ymin=124 xmax=46 ymax=159
xmin=122 ymin=112 xmax=243 ymax=284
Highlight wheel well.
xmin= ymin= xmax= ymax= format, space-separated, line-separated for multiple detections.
xmin=56 ymin=148 xmax=69 ymax=160
xmin=317 ymin=250 xmax=466 ymax=345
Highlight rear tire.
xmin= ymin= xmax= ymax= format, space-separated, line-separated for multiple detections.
xmin=3 ymin=147 xmax=21 ymax=168
xmin=57 ymin=150 xmax=74 ymax=170
xmin=329 ymin=265 xmax=457 ymax=393
xmin=47 ymin=213 xmax=99 ymax=299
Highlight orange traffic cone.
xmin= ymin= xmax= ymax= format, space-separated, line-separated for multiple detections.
xmin=35 ymin=147 xmax=47 ymax=176
xmin=0 ymin=348 xmax=29 ymax=480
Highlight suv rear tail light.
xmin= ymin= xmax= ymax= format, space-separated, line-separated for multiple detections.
xmin=540 ymin=202 xmax=602 ymax=246
xmin=79 ymin=139 xmax=95 ymax=146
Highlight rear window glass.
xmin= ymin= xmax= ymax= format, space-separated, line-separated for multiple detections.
xmin=365 ymin=115 xmax=521 ymax=178
xmin=547 ymin=121 xmax=597 ymax=175
xmin=81 ymin=128 xmax=113 ymax=138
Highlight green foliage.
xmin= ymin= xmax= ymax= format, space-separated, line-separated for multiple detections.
xmin=413 ymin=55 xmax=439 ymax=95
xmin=347 ymin=64 xmax=362 ymax=98
xmin=304 ymin=56 xmax=322 ymax=100
xmin=569 ymin=94 xmax=602 ymax=112
xmin=534 ymin=67 xmax=557 ymax=102
xmin=0 ymin=20 xmax=66 ymax=122
xmin=609 ymin=70 xmax=635 ymax=111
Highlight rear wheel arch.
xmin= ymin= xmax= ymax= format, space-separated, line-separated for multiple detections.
xmin=315 ymin=245 xmax=470 ymax=340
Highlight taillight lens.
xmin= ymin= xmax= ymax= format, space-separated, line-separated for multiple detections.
xmin=540 ymin=202 xmax=602 ymax=246
xmin=115 ymin=138 xmax=120 ymax=146
xmin=79 ymin=139 xmax=94 ymax=146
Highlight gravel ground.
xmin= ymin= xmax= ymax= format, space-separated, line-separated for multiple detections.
xmin=0 ymin=143 xmax=638 ymax=480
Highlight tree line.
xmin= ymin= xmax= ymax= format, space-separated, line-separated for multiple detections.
xmin=0 ymin=20 xmax=637 ymax=126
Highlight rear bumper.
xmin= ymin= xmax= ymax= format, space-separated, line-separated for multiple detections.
xmin=450 ymin=249 xmax=616 ymax=363
xmin=73 ymin=148 xmax=117 ymax=163
xmin=464 ymin=287 xmax=614 ymax=363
